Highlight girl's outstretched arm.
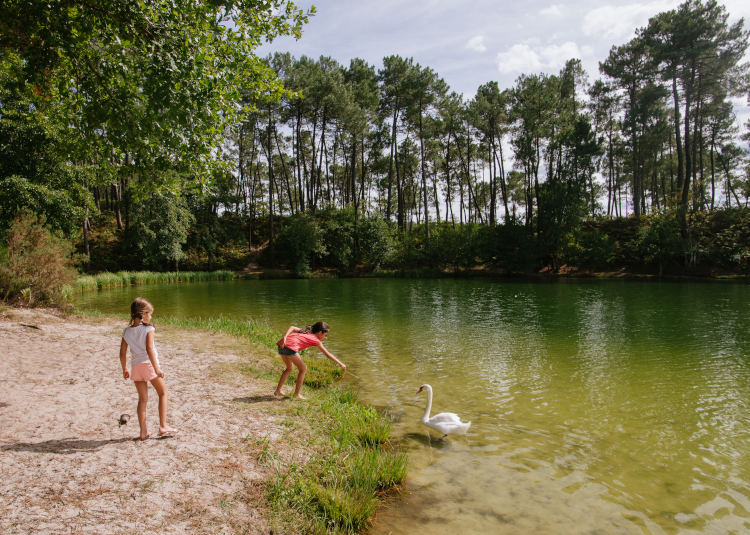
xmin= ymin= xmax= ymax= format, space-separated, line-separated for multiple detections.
xmin=120 ymin=338 xmax=130 ymax=379
xmin=317 ymin=343 xmax=346 ymax=371
xmin=145 ymin=331 xmax=164 ymax=378
xmin=282 ymin=325 xmax=301 ymax=348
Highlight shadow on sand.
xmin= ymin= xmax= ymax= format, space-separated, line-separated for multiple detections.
xmin=232 ymin=394 xmax=288 ymax=404
xmin=2 ymin=437 xmax=136 ymax=454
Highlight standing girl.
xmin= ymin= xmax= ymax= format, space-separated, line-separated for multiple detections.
xmin=274 ymin=321 xmax=346 ymax=399
xmin=119 ymin=297 xmax=176 ymax=440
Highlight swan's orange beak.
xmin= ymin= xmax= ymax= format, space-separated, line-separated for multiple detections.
xmin=416 ymin=386 xmax=424 ymax=394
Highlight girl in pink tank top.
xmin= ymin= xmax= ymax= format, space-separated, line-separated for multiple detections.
xmin=274 ymin=321 xmax=346 ymax=399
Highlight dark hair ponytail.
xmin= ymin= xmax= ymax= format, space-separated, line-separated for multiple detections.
xmin=311 ymin=321 xmax=329 ymax=334
xmin=299 ymin=321 xmax=329 ymax=334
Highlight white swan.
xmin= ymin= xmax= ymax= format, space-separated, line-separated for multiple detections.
xmin=417 ymin=384 xmax=471 ymax=437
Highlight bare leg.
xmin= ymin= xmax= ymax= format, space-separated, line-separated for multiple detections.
xmin=289 ymin=354 xmax=307 ymax=399
xmin=150 ymin=376 xmax=175 ymax=435
xmin=274 ymin=355 xmax=295 ymax=396
xmin=134 ymin=381 xmax=149 ymax=440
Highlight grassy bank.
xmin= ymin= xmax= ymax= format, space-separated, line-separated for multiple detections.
xmin=75 ymin=308 xmax=406 ymax=533
xmin=263 ymin=387 xmax=407 ymax=534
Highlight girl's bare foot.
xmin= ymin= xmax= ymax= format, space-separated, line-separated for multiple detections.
xmin=273 ymin=390 xmax=284 ymax=397
xmin=137 ymin=433 xmax=150 ymax=441
xmin=158 ymin=427 xmax=176 ymax=436
xmin=293 ymin=394 xmax=306 ymax=400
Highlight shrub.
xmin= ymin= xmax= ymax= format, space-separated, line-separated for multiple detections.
xmin=429 ymin=223 xmax=480 ymax=271
xmin=691 ymin=208 xmax=750 ymax=272
xmin=479 ymin=223 xmax=540 ymax=272
xmin=562 ymin=225 xmax=616 ymax=269
xmin=274 ymin=213 xmax=325 ymax=276
xmin=124 ymin=192 xmax=194 ymax=270
xmin=356 ymin=216 xmax=397 ymax=269
xmin=629 ymin=212 xmax=685 ymax=276
xmin=317 ymin=208 xmax=355 ymax=272
xmin=0 ymin=210 xmax=77 ymax=306
xmin=390 ymin=233 xmax=428 ymax=270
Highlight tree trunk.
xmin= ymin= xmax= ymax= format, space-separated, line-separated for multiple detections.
xmin=418 ymin=100 xmax=430 ymax=242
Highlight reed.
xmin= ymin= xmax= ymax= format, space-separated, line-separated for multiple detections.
xmin=72 ymin=270 xmax=236 ymax=292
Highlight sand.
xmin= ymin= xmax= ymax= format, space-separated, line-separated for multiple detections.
xmin=0 ymin=308 xmax=283 ymax=534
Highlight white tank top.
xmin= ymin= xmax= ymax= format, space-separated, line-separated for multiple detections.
xmin=122 ymin=325 xmax=159 ymax=366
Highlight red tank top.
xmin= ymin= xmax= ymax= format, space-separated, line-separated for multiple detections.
xmin=277 ymin=332 xmax=321 ymax=352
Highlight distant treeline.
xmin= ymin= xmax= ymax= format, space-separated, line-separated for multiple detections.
xmin=1 ymin=1 xmax=748 ymax=277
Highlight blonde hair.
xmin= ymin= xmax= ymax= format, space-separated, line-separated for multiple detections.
xmin=129 ymin=297 xmax=154 ymax=327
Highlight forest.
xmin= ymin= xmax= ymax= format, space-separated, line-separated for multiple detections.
xmin=2 ymin=0 xmax=750 ymax=304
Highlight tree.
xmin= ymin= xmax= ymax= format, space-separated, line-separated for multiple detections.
xmin=469 ymin=82 xmax=512 ymax=225
xmin=126 ymin=191 xmax=194 ymax=270
xmin=1 ymin=0 xmax=311 ymax=265
xmin=643 ymin=0 xmax=749 ymax=230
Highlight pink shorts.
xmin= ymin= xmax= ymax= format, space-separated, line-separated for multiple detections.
xmin=131 ymin=362 xmax=158 ymax=382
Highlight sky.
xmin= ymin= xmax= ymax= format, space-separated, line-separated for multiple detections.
xmin=258 ymin=0 xmax=750 ymax=123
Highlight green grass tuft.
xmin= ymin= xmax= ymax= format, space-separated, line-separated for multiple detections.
xmin=269 ymin=387 xmax=406 ymax=533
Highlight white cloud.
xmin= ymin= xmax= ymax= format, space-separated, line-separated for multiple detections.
xmin=541 ymin=4 xmax=564 ymax=17
xmin=582 ymin=2 xmax=676 ymax=42
xmin=496 ymin=41 xmax=589 ymax=75
xmin=497 ymin=44 xmax=543 ymax=74
xmin=466 ymin=35 xmax=487 ymax=53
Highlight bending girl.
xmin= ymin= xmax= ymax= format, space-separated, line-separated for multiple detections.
xmin=274 ymin=321 xmax=346 ymax=399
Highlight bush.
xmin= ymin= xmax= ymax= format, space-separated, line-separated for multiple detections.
xmin=0 ymin=210 xmax=77 ymax=306
xmin=124 ymin=192 xmax=194 ymax=270
xmin=479 ymin=223 xmax=540 ymax=272
xmin=317 ymin=208 xmax=356 ymax=272
xmin=273 ymin=213 xmax=325 ymax=276
xmin=691 ymin=208 xmax=750 ymax=272
xmin=429 ymin=223 xmax=480 ymax=271
xmin=356 ymin=216 xmax=397 ymax=269
xmin=628 ymin=212 xmax=685 ymax=276
xmin=562 ymin=225 xmax=616 ymax=269
xmin=390 ymin=233 xmax=428 ymax=270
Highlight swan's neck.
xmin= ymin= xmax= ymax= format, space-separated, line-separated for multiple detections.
xmin=422 ymin=387 xmax=433 ymax=422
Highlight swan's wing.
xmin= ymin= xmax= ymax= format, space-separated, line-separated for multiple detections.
xmin=430 ymin=412 xmax=464 ymax=424
xmin=425 ymin=419 xmax=472 ymax=435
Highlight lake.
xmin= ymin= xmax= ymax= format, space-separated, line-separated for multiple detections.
xmin=77 ymin=278 xmax=750 ymax=534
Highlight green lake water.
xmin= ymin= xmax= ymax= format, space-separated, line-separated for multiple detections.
xmin=77 ymin=278 xmax=750 ymax=534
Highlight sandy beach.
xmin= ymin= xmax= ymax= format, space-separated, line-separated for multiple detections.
xmin=0 ymin=308 xmax=283 ymax=534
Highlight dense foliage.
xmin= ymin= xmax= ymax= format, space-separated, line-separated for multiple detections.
xmin=0 ymin=211 xmax=77 ymax=305
xmin=1 ymin=0 xmax=749 ymax=277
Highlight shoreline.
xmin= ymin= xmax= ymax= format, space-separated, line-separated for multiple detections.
xmin=72 ymin=268 xmax=750 ymax=297
xmin=0 ymin=307 xmax=403 ymax=534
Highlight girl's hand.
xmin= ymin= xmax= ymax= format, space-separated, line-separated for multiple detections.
xmin=123 ymin=369 xmax=130 ymax=379
xmin=155 ymin=368 xmax=164 ymax=378
xmin=340 ymin=363 xmax=347 ymax=372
